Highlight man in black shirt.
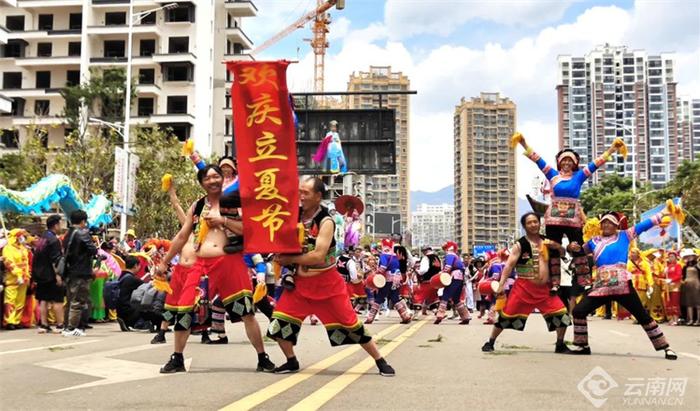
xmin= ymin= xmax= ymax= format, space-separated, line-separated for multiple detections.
xmin=34 ymin=215 xmax=65 ymax=333
xmin=116 ymin=256 xmax=144 ymax=331
xmin=61 ymin=210 xmax=97 ymax=337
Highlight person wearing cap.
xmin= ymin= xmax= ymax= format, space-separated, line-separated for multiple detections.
xmin=514 ymin=133 xmax=623 ymax=294
xmin=2 ymin=229 xmax=31 ymax=329
xmin=120 ymin=229 xmax=141 ymax=253
xmin=312 ymin=120 xmax=347 ymax=174
xmin=481 ymin=212 xmax=573 ymax=354
xmin=680 ymin=249 xmax=700 ymax=326
xmin=664 ymin=251 xmax=683 ymax=325
xmin=414 ymin=246 xmax=441 ymax=317
xmin=435 ymin=241 xmax=470 ymax=325
xmin=569 ymin=209 xmax=678 ymax=360
xmin=364 ymin=238 xmax=413 ymax=325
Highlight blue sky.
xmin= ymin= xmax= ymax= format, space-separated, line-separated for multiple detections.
xmin=245 ymin=0 xmax=700 ymax=194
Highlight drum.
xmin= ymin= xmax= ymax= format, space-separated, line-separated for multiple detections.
xmin=429 ymin=273 xmax=452 ymax=289
xmin=365 ymin=273 xmax=386 ymax=290
xmin=478 ymin=280 xmax=499 ymax=296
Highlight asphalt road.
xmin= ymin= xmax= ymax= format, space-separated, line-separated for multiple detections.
xmin=1 ymin=312 xmax=698 ymax=411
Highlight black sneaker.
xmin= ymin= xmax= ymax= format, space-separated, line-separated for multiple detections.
xmin=273 ymin=358 xmax=299 ymax=374
xmin=665 ymin=349 xmax=678 ymax=360
xmin=150 ymin=334 xmax=166 ymax=344
xmin=481 ymin=341 xmax=495 ymax=352
xmin=555 ymin=342 xmax=573 ymax=354
xmin=282 ymin=275 xmax=296 ymax=291
xmin=570 ymin=346 xmax=591 ymax=355
xmin=201 ymin=332 xmax=212 ymax=344
xmin=116 ymin=318 xmax=130 ymax=332
xmin=209 ymin=336 xmax=228 ymax=345
xmin=160 ymin=355 xmax=186 ymax=374
xmin=376 ymin=358 xmax=395 ymax=377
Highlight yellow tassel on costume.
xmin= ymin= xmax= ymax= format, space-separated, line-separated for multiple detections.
xmin=583 ymin=218 xmax=601 ymax=242
xmin=494 ymin=296 xmax=506 ymax=311
xmin=161 ymin=174 xmax=172 ymax=192
xmin=613 ymin=137 xmax=628 ymax=157
xmin=181 ymin=139 xmax=195 ymax=156
xmin=510 ymin=132 xmax=523 ymax=149
xmin=197 ymin=219 xmax=209 ymax=245
xmin=253 ymin=282 xmax=267 ymax=303
xmin=297 ymin=223 xmax=305 ymax=247
xmin=152 ymin=277 xmax=173 ymax=294
xmin=540 ymin=241 xmax=549 ymax=262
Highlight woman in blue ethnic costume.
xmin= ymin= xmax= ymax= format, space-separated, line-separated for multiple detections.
xmin=434 ymin=241 xmax=471 ymax=325
xmin=570 ymin=210 xmax=677 ymax=360
xmin=515 ymin=133 xmax=623 ymax=294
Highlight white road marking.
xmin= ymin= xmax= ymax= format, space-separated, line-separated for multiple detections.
xmin=679 ymin=352 xmax=700 ymax=361
xmin=608 ymin=330 xmax=629 ymax=337
xmin=37 ymin=344 xmax=191 ymax=392
xmin=0 ymin=339 xmax=100 ymax=355
xmin=0 ymin=339 xmax=29 ymax=345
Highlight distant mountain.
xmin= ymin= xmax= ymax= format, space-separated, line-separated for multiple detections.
xmin=410 ymin=185 xmax=454 ymax=211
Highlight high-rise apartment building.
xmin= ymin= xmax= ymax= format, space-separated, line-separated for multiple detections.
xmin=692 ymin=99 xmax=700 ymax=160
xmin=677 ymin=97 xmax=695 ymax=163
xmin=411 ymin=203 xmax=454 ymax=248
xmin=454 ymin=92 xmax=516 ymax=250
xmin=347 ymin=66 xmax=410 ymax=233
xmin=0 ymin=0 xmax=255 ymax=155
xmin=557 ymin=44 xmax=682 ymax=188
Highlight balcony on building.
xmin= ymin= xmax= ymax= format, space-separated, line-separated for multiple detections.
xmin=90 ymin=39 xmax=129 ymax=65
xmin=225 ymin=24 xmax=254 ymax=50
xmin=91 ymin=0 xmax=160 ymax=7
xmin=224 ymin=0 xmax=258 ymax=17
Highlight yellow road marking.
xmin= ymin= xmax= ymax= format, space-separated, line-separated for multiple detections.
xmin=219 ymin=323 xmax=403 ymax=411
xmin=288 ymin=320 xmax=428 ymax=411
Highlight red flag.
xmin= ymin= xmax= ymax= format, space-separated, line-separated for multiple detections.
xmin=226 ymin=60 xmax=300 ymax=254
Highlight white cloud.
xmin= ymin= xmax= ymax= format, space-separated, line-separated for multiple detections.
xmin=384 ymin=0 xmax=576 ymax=39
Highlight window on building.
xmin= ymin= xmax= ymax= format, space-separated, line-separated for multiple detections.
xmin=105 ymin=12 xmax=126 ymax=26
xmin=137 ymin=98 xmax=154 ymax=116
xmin=0 ymin=129 xmax=19 ymax=148
xmin=5 ymin=15 xmax=25 ymax=31
xmin=140 ymin=12 xmax=156 ymax=25
xmin=167 ymin=96 xmax=187 ymax=114
xmin=68 ymin=42 xmax=81 ymax=56
xmin=69 ymin=13 xmax=82 ymax=30
xmin=3 ymin=41 xmax=25 ymax=58
xmin=35 ymin=71 xmax=50 ymax=88
xmin=2 ymin=72 xmax=22 ymax=89
xmin=166 ymin=5 xmax=194 ymax=22
xmin=168 ymin=37 xmax=189 ymax=53
xmin=138 ymin=68 xmax=155 ymax=84
xmin=104 ymin=40 xmax=125 ymax=57
xmin=168 ymin=124 xmax=190 ymax=141
xmin=37 ymin=42 xmax=52 ymax=57
xmin=66 ymin=70 xmax=80 ymax=87
xmin=164 ymin=63 xmax=193 ymax=81
xmin=34 ymin=99 xmax=50 ymax=116
xmin=140 ymin=39 xmax=156 ymax=56
xmin=38 ymin=14 xmax=53 ymax=30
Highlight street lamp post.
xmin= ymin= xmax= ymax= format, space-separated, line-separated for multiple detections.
xmin=117 ymin=3 xmax=178 ymax=238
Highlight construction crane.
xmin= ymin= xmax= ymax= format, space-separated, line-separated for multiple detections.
xmin=251 ymin=0 xmax=345 ymax=93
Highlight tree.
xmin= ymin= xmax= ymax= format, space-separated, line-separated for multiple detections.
xmin=130 ymin=128 xmax=204 ymax=238
xmin=60 ymin=67 xmax=136 ymax=133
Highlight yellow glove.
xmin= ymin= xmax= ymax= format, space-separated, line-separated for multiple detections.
xmin=510 ymin=132 xmax=524 ymax=149
xmin=181 ymin=139 xmax=195 ymax=156
xmin=161 ymin=174 xmax=173 ymax=192
xmin=613 ymin=137 xmax=628 ymax=157
xmin=253 ymin=282 xmax=267 ymax=303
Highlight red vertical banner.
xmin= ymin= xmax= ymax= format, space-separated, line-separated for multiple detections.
xmin=226 ymin=60 xmax=300 ymax=254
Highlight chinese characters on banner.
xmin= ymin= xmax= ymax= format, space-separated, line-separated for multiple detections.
xmin=226 ymin=60 xmax=301 ymax=254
